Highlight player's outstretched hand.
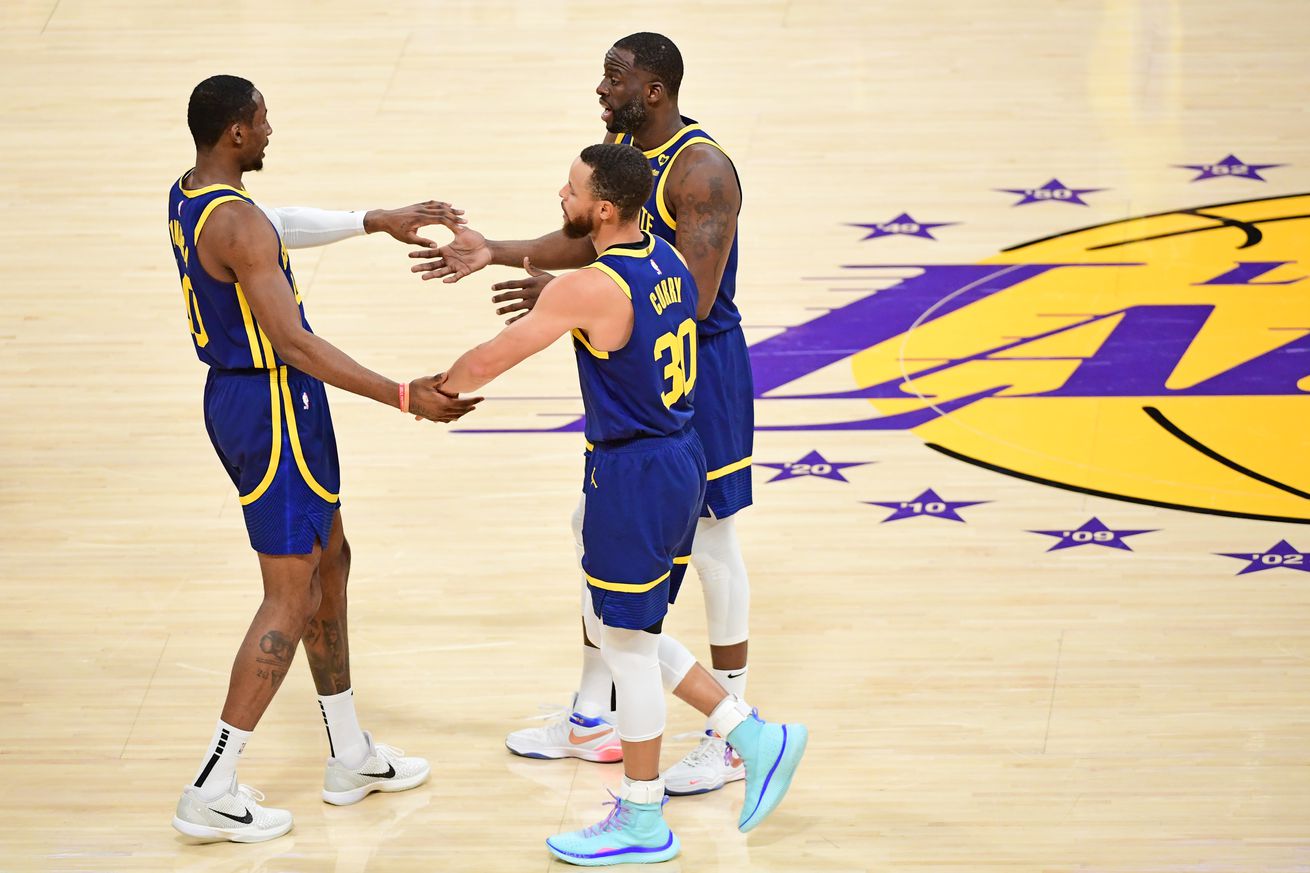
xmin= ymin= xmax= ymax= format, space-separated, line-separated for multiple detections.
xmin=409 ymin=226 xmax=492 ymax=283
xmin=491 ymin=257 xmax=554 ymax=324
xmin=409 ymin=374 xmax=483 ymax=423
xmin=366 ymin=201 xmax=467 ymax=247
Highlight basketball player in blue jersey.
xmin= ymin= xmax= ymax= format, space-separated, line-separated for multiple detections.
xmin=435 ymin=143 xmax=804 ymax=865
xmin=412 ymin=32 xmax=757 ymax=796
xmin=166 ymin=75 xmax=481 ymax=843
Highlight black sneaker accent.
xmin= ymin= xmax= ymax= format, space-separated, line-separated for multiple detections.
xmin=210 ymin=806 xmax=254 ymax=824
xmin=360 ymin=762 xmax=396 ymax=779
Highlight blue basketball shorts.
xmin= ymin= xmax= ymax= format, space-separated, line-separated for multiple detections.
xmin=203 ymin=366 xmax=341 ymax=555
xmin=581 ymin=427 xmax=707 ymax=630
xmin=693 ymin=325 xmax=754 ymax=518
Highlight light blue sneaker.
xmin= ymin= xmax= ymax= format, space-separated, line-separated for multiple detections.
xmin=546 ymin=792 xmax=680 ymax=866
xmin=727 ymin=714 xmax=809 ymax=833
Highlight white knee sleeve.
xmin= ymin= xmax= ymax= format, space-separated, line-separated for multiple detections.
xmin=580 ymin=579 xmax=603 ymax=647
xmin=658 ymin=631 xmax=696 ymax=690
xmin=599 ymin=626 xmax=665 ymax=742
xmin=691 ymin=515 xmax=751 ymax=646
xmin=571 ymin=493 xmax=586 ymax=561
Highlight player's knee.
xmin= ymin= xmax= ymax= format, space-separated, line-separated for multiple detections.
xmin=658 ymin=632 xmax=696 ymax=689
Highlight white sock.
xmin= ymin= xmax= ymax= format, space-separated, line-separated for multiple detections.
xmin=318 ymin=688 xmax=369 ymax=768
xmin=620 ymin=775 xmax=666 ymax=805
xmin=707 ymin=666 xmax=748 ymax=733
xmin=191 ymin=719 xmax=252 ymax=801
xmin=576 ymin=644 xmax=613 ymax=720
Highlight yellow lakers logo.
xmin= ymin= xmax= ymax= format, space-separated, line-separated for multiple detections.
xmin=841 ymin=194 xmax=1310 ymax=522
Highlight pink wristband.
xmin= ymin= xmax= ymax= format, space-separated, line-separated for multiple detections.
xmin=399 ymin=381 xmax=410 ymax=413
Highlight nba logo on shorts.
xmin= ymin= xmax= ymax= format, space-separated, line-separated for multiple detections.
xmin=301 ymin=391 xmax=310 ymax=410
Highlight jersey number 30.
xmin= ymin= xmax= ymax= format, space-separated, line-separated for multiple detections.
xmin=654 ymin=318 xmax=697 ymax=408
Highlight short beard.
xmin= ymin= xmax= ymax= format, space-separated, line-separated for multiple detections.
xmin=242 ymin=157 xmax=264 ymax=173
xmin=607 ymin=95 xmax=647 ymax=134
xmin=561 ymin=212 xmax=594 ymax=239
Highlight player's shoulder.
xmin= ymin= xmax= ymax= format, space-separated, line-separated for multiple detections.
xmin=196 ymin=197 xmax=278 ymax=254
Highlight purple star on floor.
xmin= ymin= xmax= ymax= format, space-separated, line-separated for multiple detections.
xmin=865 ymin=488 xmax=988 ymax=523
xmin=997 ymin=178 xmax=1105 ymax=206
xmin=1175 ymin=154 xmax=1285 ymax=182
xmin=1216 ymin=540 xmax=1310 ymax=575
xmin=848 ymin=213 xmax=957 ymax=241
xmin=1029 ymin=517 xmax=1156 ymax=551
xmin=757 ymin=449 xmax=870 ymax=483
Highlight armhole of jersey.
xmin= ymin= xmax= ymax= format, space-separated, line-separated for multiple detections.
xmin=586 ymin=261 xmax=632 ymax=299
xmin=655 ymin=137 xmax=727 ymax=231
xmin=193 ymin=195 xmax=248 ymax=244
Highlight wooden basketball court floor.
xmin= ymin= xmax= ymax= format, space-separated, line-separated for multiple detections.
xmin=2 ymin=1 xmax=1308 ymax=870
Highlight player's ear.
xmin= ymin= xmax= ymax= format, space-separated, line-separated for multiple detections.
xmin=646 ymin=81 xmax=663 ymax=104
xmin=230 ymin=123 xmax=243 ymax=145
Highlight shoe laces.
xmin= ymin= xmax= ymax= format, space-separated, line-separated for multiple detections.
xmin=235 ymin=784 xmax=266 ymax=804
xmin=582 ymin=791 xmax=634 ymax=837
xmin=373 ymin=742 xmax=404 ymax=762
xmin=681 ymin=733 xmax=726 ymax=768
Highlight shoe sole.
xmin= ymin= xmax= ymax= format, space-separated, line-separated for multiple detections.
xmin=505 ymin=740 xmax=623 ymax=763
xmin=738 ymin=724 xmax=808 ymax=833
xmin=664 ymin=769 xmax=746 ymax=797
xmin=171 ymin=815 xmax=292 ymax=843
xmin=545 ymin=832 xmax=680 ymax=866
xmin=321 ymin=763 xmax=431 ymax=806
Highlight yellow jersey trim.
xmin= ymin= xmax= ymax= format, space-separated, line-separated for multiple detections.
xmin=585 ymin=567 xmax=672 ymax=593
xmin=572 ymin=328 xmax=609 ymax=359
xmin=706 ymin=455 xmax=752 ymax=481
xmin=672 ymin=556 xmax=691 ymax=565
xmin=178 ymin=173 xmax=249 ymax=199
xmin=238 ymin=370 xmax=284 ymax=506
xmin=587 ymin=261 xmax=633 ymax=298
xmin=194 ymin=195 xmax=247 ymax=243
xmin=597 ymin=232 xmax=655 ymax=261
xmin=257 ymin=326 xmax=276 ymax=370
xmin=585 ymin=439 xmax=595 ymax=451
xmin=278 ymin=368 xmax=340 ymax=503
xmin=233 ymin=283 xmax=266 ymax=368
xmin=642 ymin=123 xmax=703 ymax=159
xmin=655 ymin=137 xmax=726 ymax=231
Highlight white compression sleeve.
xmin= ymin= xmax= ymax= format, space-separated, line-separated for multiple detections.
xmin=256 ymin=204 xmax=366 ymax=249
xmin=599 ymin=626 xmax=665 ymax=742
xmin=691 ymin=515 xmax=751 ymax=646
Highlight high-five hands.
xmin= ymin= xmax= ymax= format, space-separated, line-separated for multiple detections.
xmin=365 ymin=201 xmax=467 ymax=247
xmin=408 ymin=373 xmax=482 ymax=423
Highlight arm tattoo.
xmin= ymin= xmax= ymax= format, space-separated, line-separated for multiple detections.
xmin=678 ymin=171 xmax=735 ymax=261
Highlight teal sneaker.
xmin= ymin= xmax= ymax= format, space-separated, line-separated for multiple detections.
xmin=727 ymin=714 xmax=809 ymax=833
xmin=546 ymin=792 xmax=680 ymax=866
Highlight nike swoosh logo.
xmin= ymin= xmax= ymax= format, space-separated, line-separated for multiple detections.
xmin=568 ymin=728 xmax=608 ymax=745
xmin=361 ymin=762 xmax=396 ymax=778
xmin=727 ymin=671 xmax=746 ymax=679
xmin=210 ymin=806 xmax=253 ymax=824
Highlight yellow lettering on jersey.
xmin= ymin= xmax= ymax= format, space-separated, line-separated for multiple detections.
xmin=169 ymin=219 xmax=189 ymax=265
xmin=639 ymin=209 xmax=654 ymax=233
xmin=649 ymin=276 xmax=683 ymax=315
xmin=653 ymin=317 xmax=698 ymax=407
xmin=180 ymin=274 xmax=209 ymax=348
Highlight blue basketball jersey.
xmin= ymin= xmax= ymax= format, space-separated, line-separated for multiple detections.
xmin=167 ymin=174 xmax=312 ymax=370
xmin=574 ymin=232 xmax=700 ymax=444
xmin=617 ymin=118 xmax=742 ymax=336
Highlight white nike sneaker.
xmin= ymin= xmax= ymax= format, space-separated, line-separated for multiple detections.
xmin=322 ymin=731 xmax=430 ymax=806
xmin=662 ymin=731 xmax=746 ymax=796
xmin=505 ymin=711 xmax=623 ymax=763
xmin=172 ymin=774 xmax=293 ymax=843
